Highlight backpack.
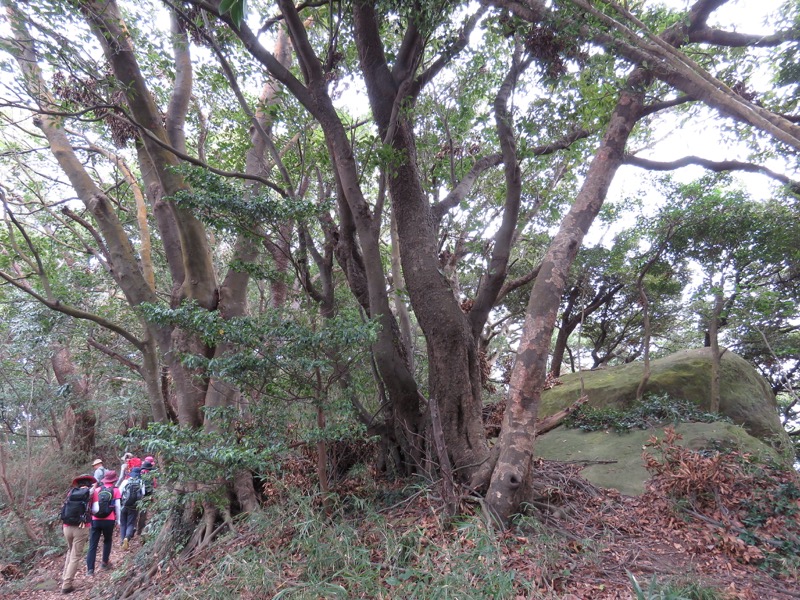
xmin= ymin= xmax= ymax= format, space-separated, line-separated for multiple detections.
xmin=93 ymin=484 xmax=115 ymax=518
xmin=121 ymin=477 xmax=143 ymax=508
xmin=60 ymin=487 xmax=91 ymax=526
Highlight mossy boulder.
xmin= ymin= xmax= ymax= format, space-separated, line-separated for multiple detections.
xmin=535 ymin=422 xmax=781 ymax=496
xmin=534 ymin=348 xmax=791 ymax=495
xmin=540 ymin=348 xmax=787 ymax=445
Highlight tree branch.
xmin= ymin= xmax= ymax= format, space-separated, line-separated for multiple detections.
xmin=575 ymin=0 xmax=800 ymax=150
xmin=412 ymin=6 xmax=488 ymax=97
xmin=88 ymin=337 xmax=142 ymax=374
xmin=1 ymin=195 xmax=54 ymax=299
xmin=272 ymin=0 xmax=321 ymax=84
xmin=392 ymin=1 xmax=423 ymax=85
xmin=61 ymin=207 xmax=112 ymax=264
xmin=469 ymin=46 xmax=533 ymax=338
xmin=624 ymin=154 xmax=800 ymax=193
xmin=0 ymin=269 xmax=145 ymax=350
xmin=640 ymin=95 xmax=694 ymax=116
xmin=166 ymin=9 xmax=192 ymax=153
xmin=432 ymin=153 xmax=503 ymax=225
xmin=495 ymin=263 xmax=541 ymax=305
xmin=688 ymin=26 xmax=800 ymax=47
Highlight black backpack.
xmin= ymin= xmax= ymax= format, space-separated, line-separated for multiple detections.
xmin=121 ymin=477 xmax=143 ymax=508
xmin=60 ymin=487 xmax=91 ymax=526
xmin=93 ymin=484 xmax=115 ymax=518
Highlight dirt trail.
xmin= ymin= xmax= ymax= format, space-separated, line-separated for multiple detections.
xmin=6 ymin=536 xmax=144 ymax=599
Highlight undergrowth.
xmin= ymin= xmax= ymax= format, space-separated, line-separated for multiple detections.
xmin=564 ymin=392 xmax=723 ymax=433
xmin=161 ymin=485 xmax=571 ymax=600
xmin=643 ymin=427 xmax=800 ymax=577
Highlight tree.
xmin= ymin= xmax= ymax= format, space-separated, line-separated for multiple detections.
xmin=1 ymin=0 xmax=797 ymax=531
xmin=550 ymin=246 xmax=626 ymax=377
xmin=655 ymin=176 xmax=800 ymax=412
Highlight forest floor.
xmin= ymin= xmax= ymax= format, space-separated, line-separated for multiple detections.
xmin=3 ymin=440 xmax=800 ymax=599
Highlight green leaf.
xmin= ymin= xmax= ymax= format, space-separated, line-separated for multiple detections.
xmin=219 ymin=0 xmax=246 ymax=27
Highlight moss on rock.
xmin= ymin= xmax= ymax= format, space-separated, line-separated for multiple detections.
xmin=534 ymin=422 xmax=781 ymax=496
xmin=533 ymin=348 xmax=792 ymax=495
xmin=540 ymin=348 xmax=788 ymax=448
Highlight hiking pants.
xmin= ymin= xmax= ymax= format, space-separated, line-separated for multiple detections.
xmin=87 ymin=519 xmax=115 ymax=571
xmin=62 ymin=524 xmax=89 ymax=588
xmin=120 ymin=506 xmax=138 ymax=541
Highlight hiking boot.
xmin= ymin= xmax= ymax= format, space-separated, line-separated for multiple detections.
xmin=87 ymin=570 xmax=94 ymax=576
xmin=122 ymin=537 xmax=129 ymax=550
xmin=61 ymin=585 xmax=75 ymax=594
xmin=101 ymin=561 xmax=113 ymax=570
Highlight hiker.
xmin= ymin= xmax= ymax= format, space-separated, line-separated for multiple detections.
xmin=137 ymin=457 xmax=158 ymax=535
xmin=92 ymin=458 xmax=105 ymax=482
xmin=86 ymin=470 xmax=121 ymax=575
xmin=140 ymin=457 xmax=157 ymax=487
xmin=60 ymin=474 xmax=96 ymax=594
xmin=118 ymin=466 xmax=145 ymax=549
xmin=115 ymin=452 xmax=133 ymax=486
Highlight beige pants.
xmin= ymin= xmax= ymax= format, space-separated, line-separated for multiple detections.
xmin=62 ymin=525 xmax=90 ymax=588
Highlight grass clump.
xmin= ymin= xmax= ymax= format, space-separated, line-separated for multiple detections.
xmin=627 ymin=571 xmax=729 ymax=600
xmin=564 ymin=392 xmax=722 ymax=433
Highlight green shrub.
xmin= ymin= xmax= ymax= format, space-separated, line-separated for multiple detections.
xmin=565 ymin=393 xmax=722 ymax=433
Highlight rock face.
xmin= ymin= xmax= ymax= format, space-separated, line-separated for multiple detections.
xmin=535 ymin=348 xmax=791 ymax=495
xmin=535 ymin=423 xmax=779 ymax=496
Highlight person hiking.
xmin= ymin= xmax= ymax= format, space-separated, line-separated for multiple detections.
xmin=86 ymin=470 xmax=121 ymax=575
xmin=115 ymin=452 xmax=133 ymax=487
xmin=60 ymin=474 xmax=96 ymax=594
xmin=92 ymin=458 xmax=105 ymax=483
xmin=118 ymin=466 xmax=145 ymax=550
xmin=137 ymin=457 xmax=158 ymax=535
xmin=140 ymin=457 xmax=157 ymax=489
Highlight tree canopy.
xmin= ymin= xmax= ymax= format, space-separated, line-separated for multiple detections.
xmin=0 ymin=0 xmax=797 ymax=540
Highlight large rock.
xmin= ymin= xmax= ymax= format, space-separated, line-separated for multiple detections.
xmin=535 ymin=422 xmax=781 ymax=496
xmin=534 ymin=348 xmax=791 ymax=495
xmin=540 ymin=348 xmax=787 ymax=444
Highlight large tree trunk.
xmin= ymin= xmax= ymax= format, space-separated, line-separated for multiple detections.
xmin=351 ymin=3 xmax=494 ymax=478
xmin=483 ymin=87 xmax=645 ymax=522
xmin=262 ymin=0 xmax=425 ymax=472
xmin=80 ymin=0 xmax=218 ymax=311
xmin=51 ymin=344 xmax=96 ymax=460
xmin=478 ymin=0 xmax=747 ymax=523
xmin=386 ymin=122 xmax=489 ymax=476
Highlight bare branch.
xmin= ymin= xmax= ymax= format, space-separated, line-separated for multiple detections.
xmin=689 ymin=26 xmax=800 ymax=47
xmin=61 ymin=207 xmax=112 ymax=263
xmin=88 ymin=337 xmax=142 ymax=374
xmin=413 ymin=6 xmax=488 ymax=96
xmin=495 ymin=264 xmax=541 ymax=305
xmin=624 ymin=154 xmax=800 ymax=193
xmin=641 ymin=95 xmax=694 ymax=116
xmin=432 ymin=154 xmax=503 ymax=224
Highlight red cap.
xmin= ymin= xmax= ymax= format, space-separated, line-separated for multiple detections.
xmin=71 ymin=474 xmax=97 ymax=487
